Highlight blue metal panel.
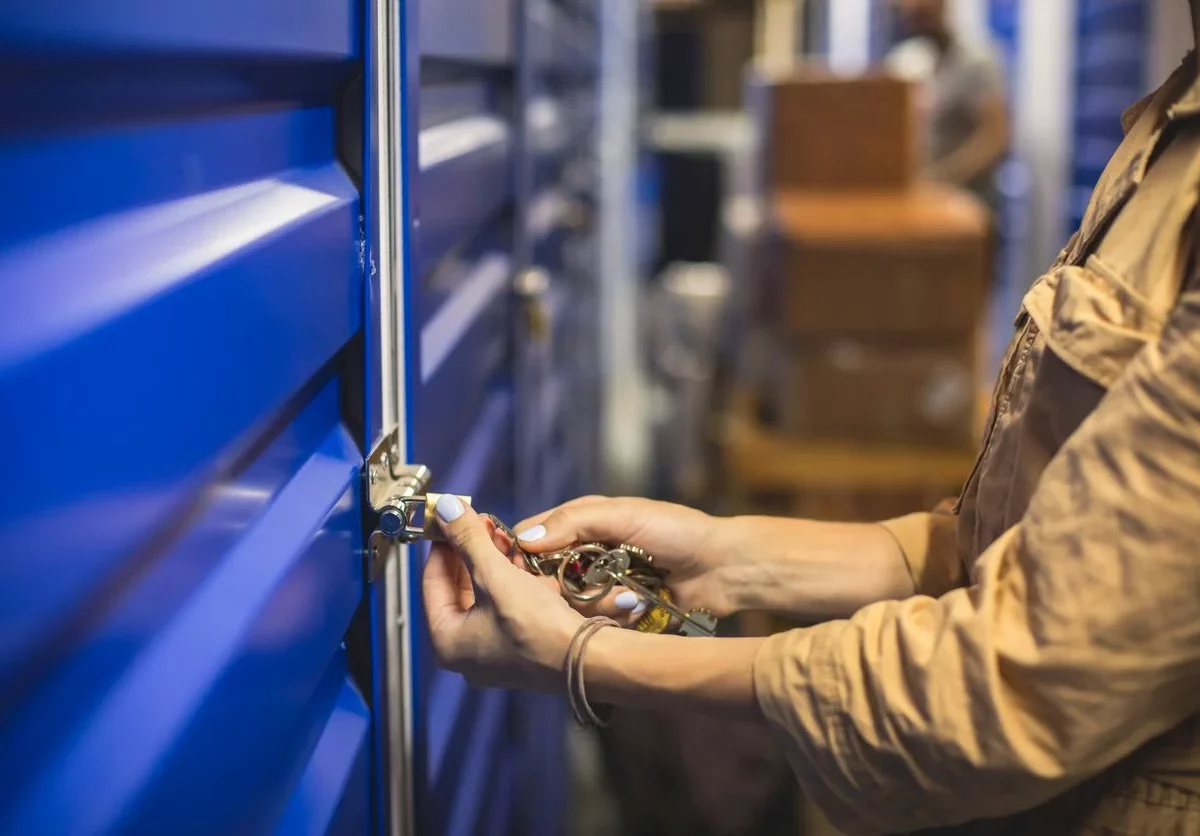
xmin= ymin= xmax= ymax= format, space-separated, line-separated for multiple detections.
xmin=408 ymin=393 xmax=516 ymax=833
xmin=418 ymin=115 xmax=515 ymax=277
xmin=420 ymin=0 xmax=516 ymax=63
xmin=0 ymin=1 xmax=370 ymax=833
xmin=0 ymin=0 xmax=355 ymax=54
xmin=275 ymin=673 xmax=372 ymax=836
xmin=511 ymin=694 xmax=568 ymax=836
xmin=1069 ymin=0 xmax=1147 ymax=229
xmin=484 ymin=749 xmax=519 ymax=836
xmin=416 ymin=248 xmax=514 ymax=482
xmin=526 ymin=0 xmax=558 ymax=74
xmin=441 ymin=690 xmax=510 ymax=836
xmin=405 ymin=0 xmax=531 ymax=827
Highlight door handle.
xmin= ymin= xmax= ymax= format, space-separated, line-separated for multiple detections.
xmin=515 ymin=267 xmax=553 ymax=343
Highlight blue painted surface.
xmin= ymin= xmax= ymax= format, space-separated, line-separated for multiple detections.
xmin=275 ymin=671 xmax=372 ymax=836
xmin=418 ymin=115 xmax=515 ymax=279
xmin=1069 ymin=0 xmax=1147 ymax=229
xmin=416 ymin=249 xmax=514 ymax=483
xmin=420 ymin=0 xmax=516 ymax=63
xmin=989 ymin=0 xmax=1021 ymax=90
xmin=1 ymin=0 xmax=597 ymax=831
xmin=0 ymin=1 xmax=370 ymax=833
xmin=402 ymin=0 xmax=591 ymax=826
xmin=408 ymin=393 xmax=517 ymax=834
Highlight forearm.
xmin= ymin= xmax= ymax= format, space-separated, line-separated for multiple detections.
xmin=715 ymin=516 xmax=916 ymax=621
xmin=586 ymin=628 xmax=768 ymax=720
xmin=930 ymin=135 xmax=1003 ymax=186
xmin=930 ymin=99 xmax=1008 ymax=186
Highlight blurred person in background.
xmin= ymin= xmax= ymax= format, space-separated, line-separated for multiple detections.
xmin=884 ymin=0 xmax=1009 ymax=213
xmin=424 ymin=2 xmax=1200 ymax=835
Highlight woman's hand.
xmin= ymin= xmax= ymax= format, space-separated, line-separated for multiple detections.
xmin=512 ymin=496 xmax=740 ymax=623
xmin=514 ymin=497 xmax=918 ymax=625
xmin=422 ymin=495 xmax=582 ymax=691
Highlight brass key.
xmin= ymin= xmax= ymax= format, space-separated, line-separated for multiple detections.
xmin=410 ymin=503 xmax=718 ymax=637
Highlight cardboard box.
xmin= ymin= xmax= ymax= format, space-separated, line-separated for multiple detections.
xmin=777 ymin=339 xmax=978 ymax=447
xmin=721 ymin=411 xmax=977 ymax=494
xmin=768 ymin=72 xmax=918 ymax=191
xmin=771 ymin=183 xmax=990 ymax=338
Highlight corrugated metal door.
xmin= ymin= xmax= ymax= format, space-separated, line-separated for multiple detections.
xmin=1070 ymin=0 xmax=1147 ymax=230
xmin=0 ymin=2 xmax=373 ymax=834
xmin=403 ymin=0 xmax=593 ymax=832
xmin=509 ymin=5 xmax=602 ymax=833
xmin=517 ymin=0 xmax=602 ymax=517
xmin=1 ymin=0 xmax=594 ymax=832
xmin=402 ymin=0 xmax=523 ymax=834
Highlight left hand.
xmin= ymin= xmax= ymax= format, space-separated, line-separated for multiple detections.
xmin=422 ymin=495 xmax=584 ymax=691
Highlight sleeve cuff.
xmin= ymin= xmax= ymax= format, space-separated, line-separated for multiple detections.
xmin=879 ymin=510 xmax=965 ymax=598
xmin=878 ymin=513 xmax=931 ymax=592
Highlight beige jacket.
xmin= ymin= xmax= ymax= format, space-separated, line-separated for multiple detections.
xmin=754 ymin=60 xmax=1200 ymax=835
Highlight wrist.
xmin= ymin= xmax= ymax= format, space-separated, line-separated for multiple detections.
xmin=533 ymin=609 xmax=587 ymax=687
xmin=708 ymin=516 xmax=770 ymax=612
xmin=583 ymin=628 xmax=766 ymax=718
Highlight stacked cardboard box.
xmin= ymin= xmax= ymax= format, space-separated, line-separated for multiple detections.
xmin=726 ymin=71 xmax=990 ymax=521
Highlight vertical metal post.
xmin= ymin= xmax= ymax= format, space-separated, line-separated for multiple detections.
xmin=1014 ymin=0 xmax=1075 ymax=272
xmin=598 ymin=0 xmax=651 ymax=494
xmin=366 ymin=0 xmax=414 ymax=830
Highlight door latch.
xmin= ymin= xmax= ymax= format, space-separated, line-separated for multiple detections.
xmin=365 ymin=429 xmax=471 ymax=581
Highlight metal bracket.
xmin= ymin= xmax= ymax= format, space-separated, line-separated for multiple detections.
xmin=364 ymin=429 xmax=472 ymax=582
xmin=367 ymin=431 xmax=431 ymax=532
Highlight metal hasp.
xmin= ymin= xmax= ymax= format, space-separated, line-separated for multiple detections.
xmin=365 ymin=430 xmax=475 ymax=581
xmin=365 ymin=430 xmax=430 ymax=583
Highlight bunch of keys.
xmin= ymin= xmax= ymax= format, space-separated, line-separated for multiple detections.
xmin=493 ymin=520 xmax=719 ymax=638
xmin=383 ymin=494 xmax=718 ymax=638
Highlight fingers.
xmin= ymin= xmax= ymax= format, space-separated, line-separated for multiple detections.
xmin=515 ymin=498 xmax=642 ymax=554
xmin=512 ymin=495 xmax=606 ymax=543
xmin=422 ymin=541 xmax=462 ymax=612
xmin=434 ymin=494 xmax=513 ymax=591
xmin=568 ymin=586 xmax=650 ymax=626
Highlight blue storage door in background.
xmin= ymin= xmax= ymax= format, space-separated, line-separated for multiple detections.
xmin=0 ymin=2 xmax=375 ymax=834
xmin=517 ymin=0 xmax=602 ymax=519
xmin=398 ymin=0 xmax=546 ymax=834
xmin=1070 ymin=0 xmax=1147 ymax=231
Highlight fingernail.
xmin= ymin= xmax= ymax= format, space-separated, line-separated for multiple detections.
xmin=631 ymin=601 xmax=648 ymax=617
xmin=435 ymin=494 xmax=465 ymax=523
xmin=517 ymin=524 xmax=546 ymax=543
xmin=614 ymin=591 xmax=640 ymax=612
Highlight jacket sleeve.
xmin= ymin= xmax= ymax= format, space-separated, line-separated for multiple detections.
xmin=753 ymin=290 xmax=1200 ymax=835
xmin=879 ymin=497 xmax=966 ymax=599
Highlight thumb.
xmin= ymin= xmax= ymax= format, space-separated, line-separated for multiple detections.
xmin=515 ymin=498 xmax=639 ymax=554
xmin=434 ymin=494 xmax=511 ymax=591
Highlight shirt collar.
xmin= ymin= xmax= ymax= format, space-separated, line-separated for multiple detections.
xmin=1122 ymin=52 xmax=1200 ymax=134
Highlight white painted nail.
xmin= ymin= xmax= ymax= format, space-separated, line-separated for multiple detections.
xmin=517 ymin=524 xmax=546 ymax=542
xmin=435 ymin=494 xmax=464 ymax=523
xmin=614 ymin=591 xmax=640 ymax=611
xmin=631 ymin=601 xmax=648 ymax=617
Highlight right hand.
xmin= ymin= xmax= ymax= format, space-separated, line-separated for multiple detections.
xmin=512 ymin=496 xmax=738 ymax=624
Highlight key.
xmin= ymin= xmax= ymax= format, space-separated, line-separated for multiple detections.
xmin=557 ymin=544 xmax=717 ymax=638
xmin=605 ymin=569 xmax=718 ymax=638
xmin=401 ymin=499 xmax=717 ymax=637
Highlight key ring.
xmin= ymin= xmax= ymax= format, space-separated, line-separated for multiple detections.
xmin=470 ymin=511 xmax=718 ymax=637
xmin=557 ymin=544 xmax=618 ymax=603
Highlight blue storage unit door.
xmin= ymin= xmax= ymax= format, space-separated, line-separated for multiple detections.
xmin=400 ymin=0 xmax=548 ymax=834
xmin=0 ymin=2 xmax=374 ymax=834
xmin=517 ymin=0 xmax=603 ymax=518
xmin=1069 ymin=0 xmax=1147 ymax=231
